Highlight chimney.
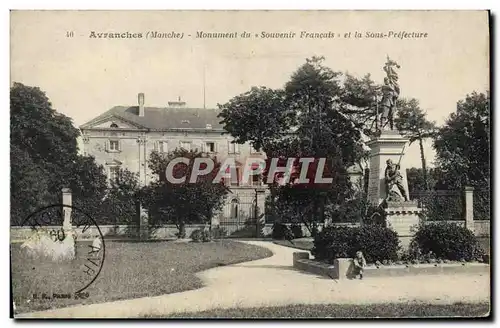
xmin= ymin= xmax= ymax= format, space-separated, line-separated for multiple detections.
xmin=138 ymin=93 xmax=145 ymax=117
xmin=168 ymin=96 xmax=186 ymax=108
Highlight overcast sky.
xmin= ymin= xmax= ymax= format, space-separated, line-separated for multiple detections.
xmin=10 ymin=10 xmax=489 ymax=168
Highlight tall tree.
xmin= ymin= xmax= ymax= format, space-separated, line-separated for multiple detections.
xmin=10 ymin=82 xmax=107 ymax=224
xmin=394 ymin=98 xmax=437 ymax=190
xmin=433 ymin=92 xmax=490 ymax=189
xmin=218 ymin=57 xmax=367 ymax=233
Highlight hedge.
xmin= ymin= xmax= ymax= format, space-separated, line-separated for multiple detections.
xmin=411 ymin=222 xmax=485 ymax=261
xmin=312 ymin=225 xmax=400 ymax=264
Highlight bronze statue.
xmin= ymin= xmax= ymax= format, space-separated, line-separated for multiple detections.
xmin=379 ymin=57 xmax=401 ymax=130
xmin=384 ymin=159 xmax=408 ymax=202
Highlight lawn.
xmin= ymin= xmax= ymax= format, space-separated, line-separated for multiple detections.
xmin=148 ymin=302 xmax=490 ymax=318
xmin=273 ymin=237 xmax=313 ymax=251
xmin=11 ymin=239 xmax=272 ymax=314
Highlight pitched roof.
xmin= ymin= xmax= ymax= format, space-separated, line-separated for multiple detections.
xmin=80 ymin=106 xmax=224 ymax=130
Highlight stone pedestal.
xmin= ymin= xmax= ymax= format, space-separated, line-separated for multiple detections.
xmin=385 ymin=201 xmax=421 ymax=249
xmin=139 ymin=205 xmax=149 ymax=240
xmin=366 ymin=130 xmax=410 ymax=206
xmin=366 ymin=131 xmax=422 ymax=250
xmin=61 ymin=188 xmax=72 ymax=232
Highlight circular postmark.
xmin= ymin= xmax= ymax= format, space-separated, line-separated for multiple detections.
xmin=19 ymin=204 xmax=105 ymax=295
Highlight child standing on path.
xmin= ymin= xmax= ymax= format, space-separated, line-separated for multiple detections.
xmin=353 ymin=251 xmax=367 ymax=280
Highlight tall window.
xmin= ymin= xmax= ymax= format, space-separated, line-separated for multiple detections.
xmin=230 ymin=199 xmax=239 ymax=220
xmin=251 ymin=174 xmax=261 ymax=186
xmin=158 ymin=141 xmax=167 ymax=153
xmin=205 ymin=142 xmax=216 ymax=153
xmin=180 ymin=141 xmax=191 ymax=151
xmin=228 ymin=141 xmax=239 ymax=154
xmin=109 ymin=166 xmax=120 ymax=183
xmin=109 ymin=140 xmax=120 ymax=151
xmin=231 ymin=167 xmax=240 ymax=186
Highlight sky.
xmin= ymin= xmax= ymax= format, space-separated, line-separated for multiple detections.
xmin=10 ymin=10 xmax=490 ymax=168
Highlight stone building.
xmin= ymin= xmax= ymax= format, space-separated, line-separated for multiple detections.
xmin=80 ymin=93 xmax=267 ymax=228
xmin=80 ymin=93 xmax=363 ymax=229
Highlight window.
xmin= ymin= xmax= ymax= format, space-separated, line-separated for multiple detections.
xmin=231 ymin=167 xmax=240 ymax=186
xmin=205 ymin=142 xmax=216 ymax=153
xmin=228 ymin=141 xmax=239 ymax=154
xmin=157 ymin=141 xmax=168 ymax=153
xmin=110 ymin=123 xmax=118 ymax=128
xmin=180 ymin=141 xmax=191 ymax=151
xmin=109 ymin=166 xmax=120 ymax=183
xmin=108 ymin=140 xmax=120 ymax=152
xmin=251 ymin=174 xmax=261 ymax=186
xmin=230 ymin=199 xmax=239 ymax=220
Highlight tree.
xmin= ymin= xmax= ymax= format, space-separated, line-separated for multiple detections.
xmin=100 ymin=168 xmax=141 ymax=226
xmin=10 ymin=82 xmax=108 ymax=225
xmin=143 ymin=149 xmax=229 ymax=238
xmin=433 ymin=92 xmax=490 ymax=189
xmin=218 ymin=57 xmax=367 ymax=234
xmin=394 ymin=98 xmax=437 ymax=190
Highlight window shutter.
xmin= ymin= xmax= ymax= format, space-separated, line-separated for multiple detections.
xmin=214 ymin=142 xmax=218 ymax=153
xmin=201 ymin=142 xmax=206 ymax=153
xmin=227 ymin=140 xmax=232 ymax=153
xmin=154 ymin=141 xmax=158 ymax=152
xmin=105 ymin=140 xmax=109 ymax=152
xmin=235 ymin=143 xmax=239 ymax=153
xmin=117 ymin=140 xmax=121 ymax=151
xmin=164 ymin=142 xmax=168 ymax=153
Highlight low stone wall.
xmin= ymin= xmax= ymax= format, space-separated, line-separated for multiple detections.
xmin=474 ymin=220 xmax=490 ymax=236
xmin=10 ymin=224 xmax=208 ymax=242
xmin=292 ymin=252 xmax=490 ymax=280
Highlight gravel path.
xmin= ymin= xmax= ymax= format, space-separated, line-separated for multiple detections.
xmin=17 ymin=240 xmax=490 ymax=318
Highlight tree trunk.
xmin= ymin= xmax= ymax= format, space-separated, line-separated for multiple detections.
xmin=419 ymin=138 xmax=429 ymax=190
xmin=178 ymin=221 xmax=186 ymax=239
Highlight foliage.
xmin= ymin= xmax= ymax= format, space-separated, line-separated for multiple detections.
xmin=143 ymin=148 xmax=230 ymax=238
xmin=312 ymin=225 xmax=400 ymax=264
xmin=411 ymin=222 xmax=485 ymax=261
xmin=190 ymin=229 xmax=212 ymax=243
xmin=98 ymin=168 xmax=141 ymax=225
xmin=271 ymin=223 xmax=293 ymax=240
xmin=433 ymin=92 xmax=490 ymax=189
xmin=219 ymin=57 xmax=368 ymax=235
xmin=290 ymin=224 xmax=304 ymax=239
xmin=10 ymin=83 xmax=108 ymax=225
xmin=395 ymin=98 xmax=437 ymax=190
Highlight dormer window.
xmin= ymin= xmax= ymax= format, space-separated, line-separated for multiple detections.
xmin=110 ymin=123 xmax=118 ymax=128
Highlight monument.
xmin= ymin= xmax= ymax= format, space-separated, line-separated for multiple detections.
xmin=366 ymin=57 xmax=422 ymax=249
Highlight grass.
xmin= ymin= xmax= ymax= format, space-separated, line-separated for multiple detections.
xmin=273 ymin=237 xmax=313 ymax=251
xmin=147 ymin=302 xmax=490 ymax=318
xmin=11 ymin=239 xmax=272 ymax=314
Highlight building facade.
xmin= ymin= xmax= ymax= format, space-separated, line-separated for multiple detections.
xmin=80 ymin=93 xmax=268 ymax=227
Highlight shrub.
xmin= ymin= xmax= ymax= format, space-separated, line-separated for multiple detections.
xmin=190 ymin=229 xmax=211 ymax=242
xmin=411 ymin=222 xmax=484 ymax=261
xmin=312 ymin=225 xmax=400 ymax=264
xmin=272 ymin=223 xmax=293 ymax=240
xmin=190 ymin=229 xmax=203 ymax=242
xmin=290 ymin=224 xmax=304 ymax=239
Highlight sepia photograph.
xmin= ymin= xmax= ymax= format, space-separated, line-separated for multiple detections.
xmin=9 ymin=10 xmax=490 ymax=319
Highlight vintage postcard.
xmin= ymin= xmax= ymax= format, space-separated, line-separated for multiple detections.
xmin=10 ymin=10 xmax=490 ymax=319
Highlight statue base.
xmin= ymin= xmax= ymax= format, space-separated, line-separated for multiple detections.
xmin=385 ymin=201 xmax=422 ymax=250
